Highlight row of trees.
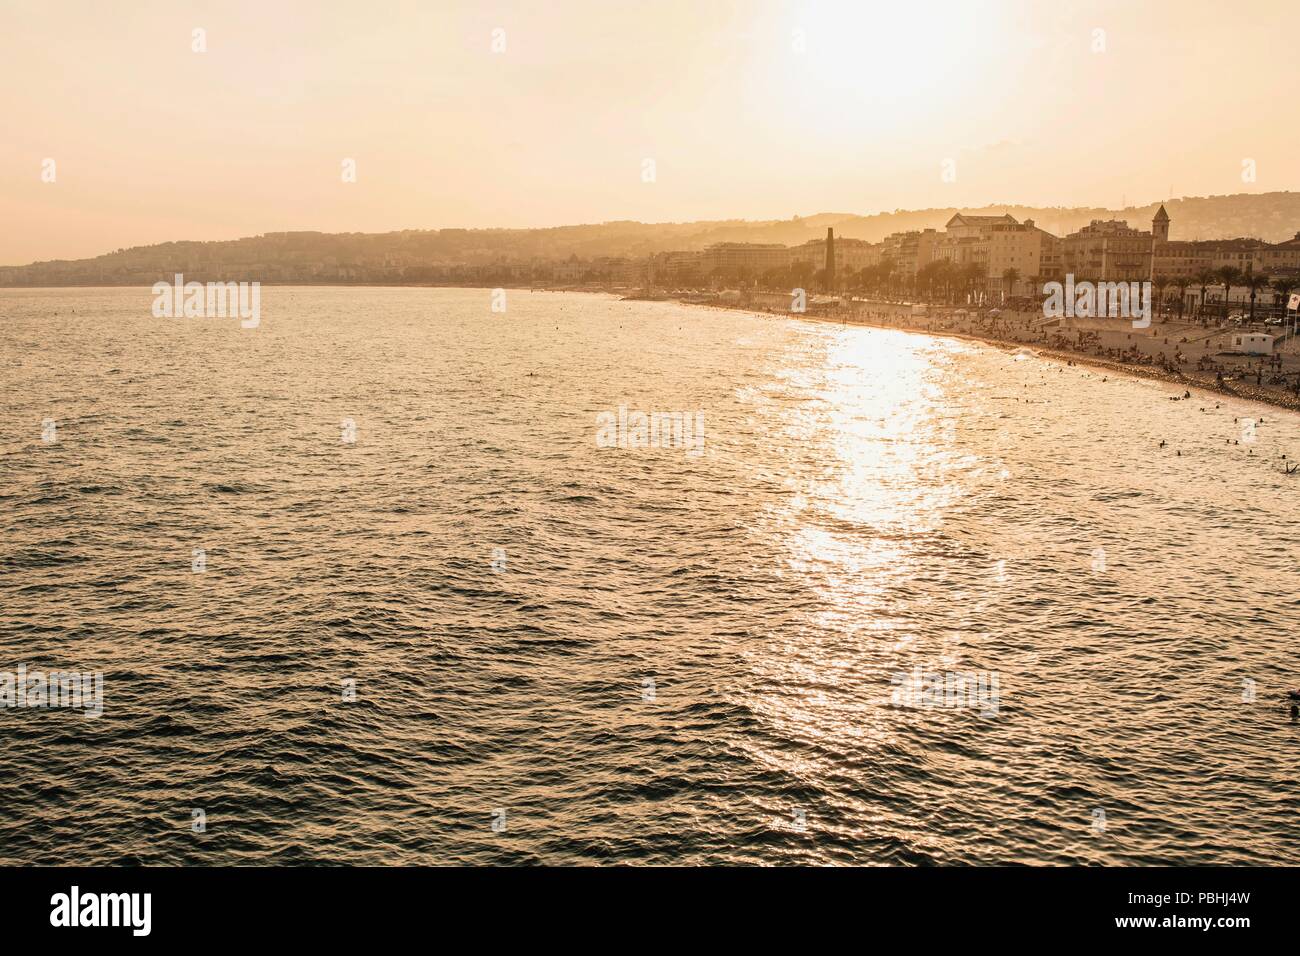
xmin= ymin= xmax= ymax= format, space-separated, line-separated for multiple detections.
xmin=1154 ymin=267 xmax=1294 ymax=324
xmin=811 ymin=262 xmax=1291 ymax=324
xmin=674 ymin=258 xmax=1296 ymax=325
xmin=742 ymin=258 xmax=997 ymax=303
xmin=769 ymin=259 xmax=1028 ymax=304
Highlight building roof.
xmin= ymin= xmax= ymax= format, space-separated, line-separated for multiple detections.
xmin=1153 ymin=204 xmax=1170 ymax=222
xmin=1067 ymin=219 xmax=1147 ymax=238
xmin=946 ymin=213 xmax=1018 ymax=229
xmin=1210 ymin=238 xmax=1269 ymax=250
xmin=1159 ymin=237 xmax=1269 ymax=252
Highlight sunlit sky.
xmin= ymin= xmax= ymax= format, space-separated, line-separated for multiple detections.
xmin=2 ymin=0 xmax=1297 ymax=264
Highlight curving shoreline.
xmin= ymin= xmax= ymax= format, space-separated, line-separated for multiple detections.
xmin=884 ymin=322 xmax=1300 ymax=412
xmin=685 ymin=297 xmax=1300 ymax=414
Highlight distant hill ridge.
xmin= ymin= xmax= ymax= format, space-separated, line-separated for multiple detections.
xmin=6 ymin=192 xmax=1300 ymax=282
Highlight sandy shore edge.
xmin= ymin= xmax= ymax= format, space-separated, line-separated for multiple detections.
xmin=687 ymin=299 xmax=1300 ymax=414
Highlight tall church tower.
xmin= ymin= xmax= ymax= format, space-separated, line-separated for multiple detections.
xmin=825 ymin=227 xmax=836 ymax=291
xmin=1152 ymin=204 xmax=1170 ymax=242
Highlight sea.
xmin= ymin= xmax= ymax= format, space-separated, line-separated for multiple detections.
xmin=1 ymin=285 xmax=1298 ymax=865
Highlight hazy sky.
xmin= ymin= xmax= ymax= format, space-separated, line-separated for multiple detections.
xmin=2 ymin=0 xmax=1297 ymax=264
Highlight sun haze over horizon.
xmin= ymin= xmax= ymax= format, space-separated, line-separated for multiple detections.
xmin=2 ymin=0 xmax=1298 ymax=265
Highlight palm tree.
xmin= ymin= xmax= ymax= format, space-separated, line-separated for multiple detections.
xmin=878 ymin=258 xmax=896 ymax=298
xmin=1169 ymin=277 xmax=1190 ymax=322
xmin=940 ymin=259 xmax=960 ymax=304
xmin=791 ymin=260 xmax=814 ymax=291
xmin=1216 ymin=265 xmax=1242 ymax=321
xmin=914 ymin=261 xmax=932 ymax=301
xmin=1192 ymin=268 xmax=1217 ymax=324
xmin=1270 ymin=276 xmax=1294 ymax=316
xmin=1152 ymin=274 xmax=1170 ymax=320
xmin=855 ymin=263 xmax=876 ymax=295
xmin=1241 ymin=268 xmax=1270 ymax=323
xmin=1001 ymin=267 xmax=1021 ymax=303
xmin=961 ymin=262 xmax=985 ymax=305
xmin=761 ymin=266 xmax=788 ymax=291
xmin=934 ymin=261 xmax=948 ymax=302
xmin=917 ymin=260 xmax=945 ymax=303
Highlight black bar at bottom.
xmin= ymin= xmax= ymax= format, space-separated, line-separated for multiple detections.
xmin=0 ymin=866 xmax=1280 ymax=942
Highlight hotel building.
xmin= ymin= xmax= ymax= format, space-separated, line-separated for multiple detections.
xmin=1060 ymin=219 xmax=1154 ymax=283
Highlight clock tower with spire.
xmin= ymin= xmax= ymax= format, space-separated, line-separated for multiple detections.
xmin=1152 ymin=204 xmax=1170 ymax=242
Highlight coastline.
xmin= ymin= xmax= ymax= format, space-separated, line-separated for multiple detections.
xmin=706 ymin=300 xmax=1300 ymax=414
xmin=864 ymin=317 xmax=1300 ymax=411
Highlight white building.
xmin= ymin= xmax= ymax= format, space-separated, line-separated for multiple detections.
xmin=1229 ymin=332 xmax=1274 ymax=355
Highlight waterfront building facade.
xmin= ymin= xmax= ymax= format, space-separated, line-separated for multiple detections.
xmin=1060 ymin=219 xmax=1154 ymax=282
xmin=880 ymin=228 xmax=942 ymax=276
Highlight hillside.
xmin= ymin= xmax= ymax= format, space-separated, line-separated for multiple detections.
xmin=4 ymin=192 xmax=1300 ymax=286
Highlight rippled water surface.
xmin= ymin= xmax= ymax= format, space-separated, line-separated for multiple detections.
xmin=2 ymin=286 xmax=1299 ymax=865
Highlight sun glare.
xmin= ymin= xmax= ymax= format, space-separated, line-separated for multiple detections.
xmin=762 ymin=1 xmax=998 ymax=134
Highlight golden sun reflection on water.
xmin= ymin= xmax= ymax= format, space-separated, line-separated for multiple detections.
xmin=726 ymin=317 xmax=1300 ymax=863
xmin=816 ymin=331 xmax=963 ymax=532
xmin=738 ymin=328 xmax=981 ymax=840
xmin=779 ymin=328 xmax=970 ymax=575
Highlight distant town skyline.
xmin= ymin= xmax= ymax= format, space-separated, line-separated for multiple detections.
xmin=3 ymin=0 xmax=1298 ymax=265
xmin=7 ymin=194 xmax=1300 ymax=305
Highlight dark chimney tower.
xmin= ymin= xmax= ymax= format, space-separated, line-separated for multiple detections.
xmin=825 ymin=227 xmax=836 ymax=291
